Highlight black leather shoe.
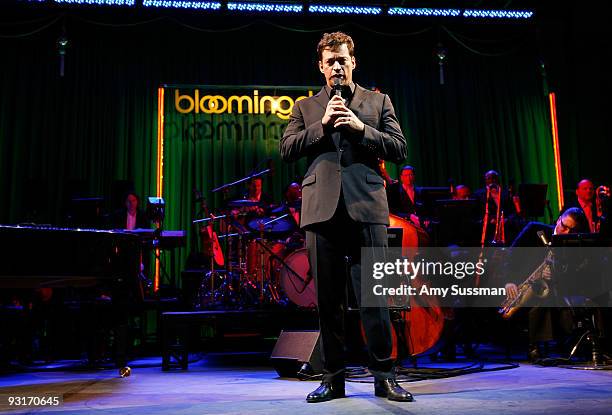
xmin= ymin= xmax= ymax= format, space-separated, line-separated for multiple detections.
xmin=306 ymin=382 xmax=345 ymax=403
xmin=374 ymin=378 xmax=414 ymax=402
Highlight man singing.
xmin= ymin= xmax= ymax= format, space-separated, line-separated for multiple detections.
xmin=280 ymin=32 xmax=412 ymax=402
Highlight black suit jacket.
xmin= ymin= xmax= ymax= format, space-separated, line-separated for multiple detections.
xmin=386 ymin=182 xmax=422 ymax=217
xmin=280 ymin=84 xmax=406 ymax=228
xmin=109 ymin=208 xmax=151 ymax=230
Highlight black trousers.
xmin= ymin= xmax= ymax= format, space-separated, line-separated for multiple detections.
xmin=305 ymin=197 xmax=393 ymax=383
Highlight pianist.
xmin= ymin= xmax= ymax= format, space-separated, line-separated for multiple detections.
xmin=109 ymin=191 xmax=151 ymax=230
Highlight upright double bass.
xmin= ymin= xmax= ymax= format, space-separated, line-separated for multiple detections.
xmin=378 ymin=160 xmax=447 ymax=358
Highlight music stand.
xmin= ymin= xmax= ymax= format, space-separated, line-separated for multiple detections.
xmin=519 ymin=184 xmax=548 ymax=218
xmin=419 ymin=187 xmax=451 ymax=217
xmin=550 ymin=233 xmax=612 ymax=369
xmin=147 ymin=197 xmax=166 ymax=225
xmin=67 ymin=197 xmax=104 ymax=227
xmin=433 ymin=198 xmax=480 ymax=246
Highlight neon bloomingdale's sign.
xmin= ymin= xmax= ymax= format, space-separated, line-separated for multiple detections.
xmin=174 ymin=89 xmax=315 ymax=120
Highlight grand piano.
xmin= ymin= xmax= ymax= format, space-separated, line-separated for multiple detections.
xmin=0 ymin=224 xmax=185 ymax=291
xmin=0 ymin=224 xmax=149 ymax=366
xmin=0 ymin=224 xmax=185 ymax=366
xmin=0 ymin=224 xmax=142 ymax=295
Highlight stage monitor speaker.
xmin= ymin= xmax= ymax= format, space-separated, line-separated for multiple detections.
xmin=270 ymin=330 xmax=321 ymax=378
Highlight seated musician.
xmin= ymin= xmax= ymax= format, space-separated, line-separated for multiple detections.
xmin=562 ymin=178 xmax=610 ymax=233
xmin=504 ymin=207 xmax=589 ymax=361
xmin=109 ymin=191 xmax=151 ymax=230
xmin=281 ymin=181 xmax=302 ymax=227
xmin=279 ymin=181 xmax=304 ymax=251
xmin=452 ymin=184 xmax=471 ymax=200
xmin=386 ymin=165 xmax=423 ymax=228
xmin=243 ymin=177 xmax=273 ymax=217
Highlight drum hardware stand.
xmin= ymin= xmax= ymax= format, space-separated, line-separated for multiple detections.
xmin=151 ymin=228 xmax=174 ymax=293
xmin=192 ymin=214 xmax=225 ymax=308
xmin=253 ymin=214 xmax=291 ymax=303
xmin=250 ymin=236 xmax=306 ymax=305
xmin=557 ymin=300 xmax=612 ymax=370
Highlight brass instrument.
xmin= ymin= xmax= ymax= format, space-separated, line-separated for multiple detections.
xmin=499 ymin=249 xmax=553 ymax=319
xmin=480 ymin=183 xmax=505 ymax=248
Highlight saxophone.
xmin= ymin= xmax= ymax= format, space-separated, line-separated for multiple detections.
xmin=499 ymin=249 xmax=553 ymax=319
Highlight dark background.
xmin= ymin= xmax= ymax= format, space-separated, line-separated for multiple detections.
xmin=1 ymin=1 xmax=609 ymax=227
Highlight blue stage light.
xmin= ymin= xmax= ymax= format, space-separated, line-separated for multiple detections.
xmin=227 ymin=2 xmax=303 ymax=13
xmin=463 ymin=9 xmax=534 ymax=19
xmin=53 ymin=0 xmax=135 ymax=5
xmin=142 ymin=0 xmax=222 ymax=9
xmin=308 ymin=4 xmax=381 ymax=15
xmin=388 ymin=8 xmax=461 ymax=17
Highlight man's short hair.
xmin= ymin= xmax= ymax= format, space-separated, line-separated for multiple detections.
xmin=317 ymin=32 xmax=355 ymax=61
xmin=124 ymin=191 xmax=139 ymax=203
xmin=561 ymin=207 xmax=590 ymax=233
xmin=401 ymin=165 xmax=414 ymax=173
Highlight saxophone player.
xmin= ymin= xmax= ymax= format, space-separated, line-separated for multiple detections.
xmin=503 ymin=208 xmax=589 ymax=361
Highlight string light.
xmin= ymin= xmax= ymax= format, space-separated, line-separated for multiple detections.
xmin=388 ymin=8 xmax=461 ymax=17
xmin=227 ymin=2 xmax=303 ymax=13
xmin=308 ymin=4 xmax=382 ymax=15
xmin=142 ymin=0 xmax=221 ymax=9
xmin=53 ymin=0 xmax=135 ymax=5
xmin=22 ymin=1 xmax=535 ymax=20
xmin=463 ymin=9 xmax=534 ymax=19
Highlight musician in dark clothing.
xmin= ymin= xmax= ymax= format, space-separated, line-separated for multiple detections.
xmin=280 ymin=32 xmax=412 ymax=403
xmin=109 ymin=191 xmax=151 ymax=230
xmin=386 ymin=165 xmax=423 ymax=227
xmin=562 ymin=179 xmax=611 ymax=233
xmin=504 ymin=208 xmax=589 ymax=360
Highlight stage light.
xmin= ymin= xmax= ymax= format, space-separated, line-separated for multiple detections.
xmin=463 ymin=9 xmax=534 ymax=19
xmin=53 ymin=0 xmax=135 ymax=5
xmin=142 ymin=0 xmax=221 ymax=9
xmin=549 ymin=92 xmax=564 ymax=212
xmin=388 ymin=8 xmax=461 ymax=17
xmin=227 ymin=2 xmax=303 ymax=13
xmin=308 ymin=4 xmax=382 ymax=15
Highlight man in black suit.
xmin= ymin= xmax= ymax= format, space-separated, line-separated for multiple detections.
xmin=110 ymin=191 xmax=150 ymax=230
xmin=562 ymin=178 xmax=610 ymax=233
xmin=386 ymin=165 xmax=423 ymax=226
xmin=504 ymin=207 xmax=590 ymax=360
xmin=280 ymin=32 xmax=412 ymax=402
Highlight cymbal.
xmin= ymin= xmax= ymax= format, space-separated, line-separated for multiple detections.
xmin=247 ymin=215 xmax=296 ymax=234
xmin=270 ymin=200 xmax=302 ymax=213
xmin=227 ymin=199 xmax=260 ymax=207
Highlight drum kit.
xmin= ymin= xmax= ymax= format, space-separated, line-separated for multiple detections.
xmin=191 ymin=172 xmax=316 ymax=310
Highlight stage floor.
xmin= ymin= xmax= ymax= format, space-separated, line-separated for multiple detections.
xmin=1 ymin=356 xmax=611 ymax=415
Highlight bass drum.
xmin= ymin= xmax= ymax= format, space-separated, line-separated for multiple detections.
xmin=279 ymin=248 xmax=316 ymax=308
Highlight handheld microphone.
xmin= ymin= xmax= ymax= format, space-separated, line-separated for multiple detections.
xmin=537 ymin=230 xmax=550 ymax=246
xmin=332 ymin=78 xmax=342 ymax=97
